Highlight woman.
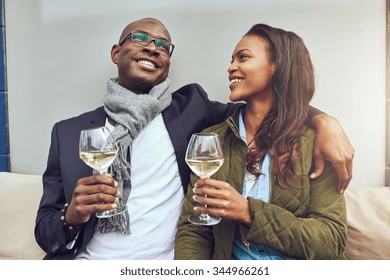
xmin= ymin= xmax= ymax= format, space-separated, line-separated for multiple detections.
xmin=174 ymin=23 xmax=347 ymax=260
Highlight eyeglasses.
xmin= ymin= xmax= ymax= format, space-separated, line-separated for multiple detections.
xmin=118 ymin=31 xmax=175 ymax=56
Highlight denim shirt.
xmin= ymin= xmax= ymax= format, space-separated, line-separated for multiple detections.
xmin=231 ymin=109 xmax=284 ymax=260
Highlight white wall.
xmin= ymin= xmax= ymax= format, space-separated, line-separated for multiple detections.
xmin=5 ymin=0 xmax=386 ymax=188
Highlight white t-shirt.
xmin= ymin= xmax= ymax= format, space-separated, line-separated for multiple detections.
xmin=76 ymin=113 xmax=184 ymax=259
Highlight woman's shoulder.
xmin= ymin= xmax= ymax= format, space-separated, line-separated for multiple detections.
xmin=200 ymin=105 xmax=242 ymax=136
xmin=301 ymin=126 xmax=315 ymax=138
xmin=201 ymin=121 xmax=229 ymax=135
xmin=296 ymin=127 xmax=316 ymax=173
xmin=299 ymin=127 xmax=315 ymax=150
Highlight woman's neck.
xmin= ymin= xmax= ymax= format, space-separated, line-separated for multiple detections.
xmin=244 ymin=98 xmax=273 ymax=146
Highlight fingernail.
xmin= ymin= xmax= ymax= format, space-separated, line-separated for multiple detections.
xmin=194 ymin=182 xmax=198 ymax=188
xmin=192 ymin=195 xmax=198 ymax=202
xmin=114 ymin=181 xmax=118 ymax=187
xmin=112 ymin=203 xmax=117 ymax=209
xmin=116 ymin=189 xmax=121 ymax=197
xmin=192 ymin=187 xmax=196 ymax=193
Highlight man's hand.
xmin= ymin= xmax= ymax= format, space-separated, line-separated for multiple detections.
xmin=310 ymin=114 xmax=354 ymax=193
xmin=65 ymin=174 xmax=118 ymax=226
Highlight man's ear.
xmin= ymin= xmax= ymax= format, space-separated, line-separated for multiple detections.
xmin=111 ymin=44 xmax=120 ymax=64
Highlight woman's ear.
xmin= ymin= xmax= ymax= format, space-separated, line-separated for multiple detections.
xmin=111 ymin=44 xmax=120 ymax=64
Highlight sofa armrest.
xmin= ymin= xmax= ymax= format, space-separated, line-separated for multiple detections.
xmin=345 ymin=186 xmax=390 ymax=260
xmin=0 ymin=172 xmax=46 ymax=260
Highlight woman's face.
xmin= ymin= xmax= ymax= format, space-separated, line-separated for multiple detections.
xmin=228 ymin=35 xmax=275 ymax=103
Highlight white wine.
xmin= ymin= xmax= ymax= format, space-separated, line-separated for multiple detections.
xmin=80 ymin=151 xmax=117 ymax=172
xmin=186 ymin=157 xmax=224 ymax=179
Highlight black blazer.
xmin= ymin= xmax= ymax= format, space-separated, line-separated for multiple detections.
xmin=35 ymin=83 xmax=238 ymax=259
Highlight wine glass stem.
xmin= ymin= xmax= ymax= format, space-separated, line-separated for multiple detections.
xmin=93 ymin=169 xmax=108 ymax=175
xmin=199 ymin=178 xmax=211 ymax=220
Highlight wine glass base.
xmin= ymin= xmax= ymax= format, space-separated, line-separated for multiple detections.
xmin=96 ymin=205 xmax=127 ymax=218
xmin=188 ymin=215 xmax=221 ymax=226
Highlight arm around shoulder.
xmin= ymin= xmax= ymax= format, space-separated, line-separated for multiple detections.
xmin=309 ymin=112 xmax=354 ymax=193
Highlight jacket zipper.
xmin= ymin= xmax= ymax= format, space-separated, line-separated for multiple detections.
xmin=243 ymin=240 xmax=251 ymax=252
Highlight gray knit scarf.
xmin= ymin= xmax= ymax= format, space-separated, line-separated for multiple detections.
xmin=96 ymin=77 xmax=172 ymax=235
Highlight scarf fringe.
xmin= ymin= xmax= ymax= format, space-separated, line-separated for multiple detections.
xmin=95 ymin=211 xmax=131 ymax=235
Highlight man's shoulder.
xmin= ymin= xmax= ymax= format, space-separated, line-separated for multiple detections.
xmin=55 ymin=106 xmax=105 ymax=127
xmin=169 ymin=83 xmax=212 ymax=110
xmin=172 ymin=83 xmax=207 ymax=97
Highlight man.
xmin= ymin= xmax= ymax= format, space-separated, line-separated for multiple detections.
xmin=35 ymin=18 xmax=354 ymax=259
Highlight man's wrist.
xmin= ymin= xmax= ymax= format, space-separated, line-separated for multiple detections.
xmin=61 ymin=203 xmax=80 ymax=231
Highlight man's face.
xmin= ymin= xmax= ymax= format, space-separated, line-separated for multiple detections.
xmin=112 ymin=19 xmax=171 ymax=93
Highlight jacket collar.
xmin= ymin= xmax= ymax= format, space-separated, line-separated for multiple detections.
xmin=226 ymin=104 xmax=246 ymax=141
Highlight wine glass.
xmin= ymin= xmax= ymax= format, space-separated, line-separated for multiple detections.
xmin=79 ymin=126 xmax=126 ymax=218
xmin=185 ymin=133 xmax=224 ymax=226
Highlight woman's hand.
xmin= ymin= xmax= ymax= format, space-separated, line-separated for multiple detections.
xmin=192 ymin=178 xmax=252 ymax=225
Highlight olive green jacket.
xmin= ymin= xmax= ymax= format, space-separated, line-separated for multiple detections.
xmin=174 ymin=108 xmax=347 ymax=260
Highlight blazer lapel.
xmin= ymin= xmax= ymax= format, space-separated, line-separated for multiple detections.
xmin=89 ymin=106 xmax=107 ymax=127
xmin=162 ymin=103 xmax=189 ymax=192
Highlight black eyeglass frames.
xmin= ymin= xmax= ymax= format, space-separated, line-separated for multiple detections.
xmin=118 ymin=31 xmax=175 ymax=56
